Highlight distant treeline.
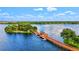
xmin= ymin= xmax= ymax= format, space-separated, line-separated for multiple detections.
xmin=1 ymin=21 xmax=79 ymax=24
xmin=0 ymin=21 xmax=16 ymax=24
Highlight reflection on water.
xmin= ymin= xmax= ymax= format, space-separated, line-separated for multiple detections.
xmin=37 ymin=24 xmax=79 ymax=42
xmin=0 ymin=24 xmax=78 ymax=51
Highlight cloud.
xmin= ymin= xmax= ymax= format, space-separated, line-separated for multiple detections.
xmin=0 ymin=12 xmax=14 ymax=20
xmin=47 ymin=7 xmax=57 ymax=12
xmin=37 ymin=15 xmax=44 ymax=18
xmin=0 ymin=12 xmax=15 ymax=20
xmin=33 ymin=7 xmax=57 ymax=12
xmin=4 ymin=15 xmax=14 ymax=18
xmin=57 ymin=11 xmax=76 ymax=16
xmin=33 ymin=8 xmax=43 ymax=11
xmin=57 ymin=13 xmax=65 ymax=16
xmin=0 ymin=12 xmax=10 ymax=16
xmin=25 ymin=14 xmax=35 ymax=17
xmin=64 ymin=11 xmax=76 ymax=15
xmin=15 ymin=14 xmax=39 ymax=21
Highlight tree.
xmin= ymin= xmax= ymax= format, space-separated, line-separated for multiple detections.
xmin=60 ymin=28 xmax=79 ymax=48
xmin=18 ymin=23 xmax=31 ymax=31
xmin=73 ymin=36 xmax=79 ymax=43
xmin=33 ymin=26 xmax=37 ymax=30
xmin=61 ymin=28 xmax=76 ymax=39
xmin=5 ymin=23 xmax=37 ymax=34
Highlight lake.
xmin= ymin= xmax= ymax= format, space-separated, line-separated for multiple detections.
xmin=0 ymin=24 xmax=79 ymax=51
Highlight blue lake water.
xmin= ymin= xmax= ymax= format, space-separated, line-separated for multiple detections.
xmin=0 ymin=24 xmax=79 ymax=51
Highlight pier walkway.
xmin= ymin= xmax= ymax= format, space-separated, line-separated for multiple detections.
xmin=34 ymin=31 xmax=79 ymax=51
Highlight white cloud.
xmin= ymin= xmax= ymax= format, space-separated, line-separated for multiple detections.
xmin=0 ymin=12 xmax=14 ymax=19
xmin=57 ymin=10 xmax=76 ymax=16
xmin=16 ymin=15 xmax=26 ymax=18
xmin=37 ymin=15 xmax=44 ymax=18
xmin=15 ymin=14 xmax=38 ymax=21
xmin=33 ymin=7 xmax=57 ymax=12
xmin=0 ymin=12 xmax=38 ymax=21
xmin=0 ymin=12 xmax=10 ymax=16
xmin=4 ymin=15 xmax=14 ymax=18
xmin=14 ymin=14 xmax=35 ymax=19
xmin=25 ymin=14 xmax=35 ymax=17
xmin=33 ymin=8 xmax=43 ymax=11
xmin=57 ymin=13 xmax=65 ymax=16
xmin=47 ymin=7 xmax=57 ymax=12
xmin=0 ymin=12 xmax=15 ymax=21
xmin=64 ymin=11 xmax=76 ymax=15
xmin=37 ymin=15 xmax=45 ymax=21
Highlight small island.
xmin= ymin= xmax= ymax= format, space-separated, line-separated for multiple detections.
xmin=61 ymin=28 xmax=79 ymax=48
xmin=5 ymin=23 xmax=37 ymax=34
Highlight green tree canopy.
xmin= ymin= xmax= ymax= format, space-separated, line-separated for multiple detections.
xmin=5 ymin=23 xmax=37 ymax=34
xmin=61 ymin=28 xmax=76 ymax=39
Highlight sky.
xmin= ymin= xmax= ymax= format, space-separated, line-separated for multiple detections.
xmin=0 ymin=7 xmax=79 ymax=21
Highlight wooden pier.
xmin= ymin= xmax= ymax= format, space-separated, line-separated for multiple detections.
xmin=34 ymin=31 xmax=79 ymax=51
